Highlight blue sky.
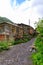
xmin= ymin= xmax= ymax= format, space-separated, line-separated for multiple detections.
xmin=0 ymin=0 xmax=43 ymax=28
xmin=11 ymin=0 xmax=14 ymax=6
xmin=16 ymin=0 xmax=25 ymax=5
xmin=11 ymin=0 xmax=25 ymax=7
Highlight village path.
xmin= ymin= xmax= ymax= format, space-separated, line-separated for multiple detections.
xmin=0 ymin=38 xmax=36 ymax=65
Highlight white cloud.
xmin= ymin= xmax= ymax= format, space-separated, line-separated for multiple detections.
xmin=31 ymin=0 xmax=43 ymax=17
xmin=31 ymin=0 xmax=43 ymax=7
xmin=0 ymin=0 xmax=13 ymax=16
xmin=0 ymin=0 xmax=43 ymax=28
xmin=12 ymin=0 xmax=39 ymax=28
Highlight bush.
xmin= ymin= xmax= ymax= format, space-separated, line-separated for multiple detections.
xmin=13 ymin=38 xmax=30 ymax=45
xmin=32 ymin=35 xmax=43 ymax=65
xmin=0 ymin=41 xmax=9 ymax=51
xmin=32 ymin=52 xmax=43 ymax=65
xmin=32 ymin=19 xmax=43 ymax=65
xmin=12 ymin=34 xmax=31 ymax=45
xmin=13 ymin=39 xmax=24 ymax=45
xmin=36 ymin=19 xmax=43 ymax=34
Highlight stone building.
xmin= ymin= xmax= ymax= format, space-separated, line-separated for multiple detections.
xmin=0 ymin=17 xmax=23 ymax=41
xmin=0 ymin=17 xmax=35 ymax=41
xmin=17 ymin=23 xmax=35 ymax=35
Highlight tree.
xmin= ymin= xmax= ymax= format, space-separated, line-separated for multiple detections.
xmin=36 ymin=19 xmax=43 ymax=34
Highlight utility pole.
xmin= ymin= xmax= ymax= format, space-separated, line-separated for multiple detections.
xmin=29 ymin=19 xmax=30 ymax=26
xmin=28 ymin=19 xmax=30 ymax=34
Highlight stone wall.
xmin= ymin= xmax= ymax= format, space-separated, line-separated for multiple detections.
xmin=0 ymin=34 xmax=5 ymax=41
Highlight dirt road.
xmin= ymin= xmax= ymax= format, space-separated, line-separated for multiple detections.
xmin=0 ymin=38 xmax=35 ymax=65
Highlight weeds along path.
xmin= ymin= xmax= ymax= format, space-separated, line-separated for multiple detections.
xmin=0 ymin=38 xmax=35 ymax=65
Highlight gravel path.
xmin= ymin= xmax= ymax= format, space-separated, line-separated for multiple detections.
xmin=0 ymin=38 xmax=35 ymax=65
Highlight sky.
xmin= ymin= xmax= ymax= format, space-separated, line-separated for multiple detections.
xmin=0 ymin=0 xmax=43 ymax=28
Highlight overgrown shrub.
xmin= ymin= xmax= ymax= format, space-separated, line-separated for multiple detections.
xmin=13 ymin=38 xmax=30 ymax=45
xmin=13 ymin=34 xmax=30 ymax=45
xmin=32 ymin=19 xmax=43 ymax=65
xmin=0 ymin=41 xmax=9 ymax=51
xmin=32 ymin=35 xmax=43 ymax=65
xmin=32 ymin=52 xmax=43 ymax=65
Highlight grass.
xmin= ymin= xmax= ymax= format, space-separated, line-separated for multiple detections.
xmin=32 ymin=34 xmax=43 ymax=65
xmin=13 ymin=38 xmax=30 ymax=45
xmin=0 ymin=41 xmax=9 ymax=52
xmin=0 ymin=34 xmax=34 ymax=51
xmin=12 ymin=34 xmax=31 ymax=45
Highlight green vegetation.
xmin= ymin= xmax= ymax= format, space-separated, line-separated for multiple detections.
xmin=13 ymin=37 xmax=30 ymax=45
xmin=12 ymin=34 xmax=31 ymax=45
xmin=0 ymin=16 xmax=13 ymax=24
xmin=0 ymin=34 xmax=31 ymax=52
xmin=0 ymin=41 xmax=9 ymax=52
xmin=32 ymin=19 xmax=43 ymax=65
xmin=36 ymin=19 xmax=43 ymax=34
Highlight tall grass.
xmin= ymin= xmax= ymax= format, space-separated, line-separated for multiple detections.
xmin=32 ymin=34 xmax=43 ymax=65
xmin=0 ymin=41 xmax=9 ymax=51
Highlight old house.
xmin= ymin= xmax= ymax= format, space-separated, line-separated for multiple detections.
xmin=29 ymin=27 xmax=35 ymax=35
xmin=0 ymin=17 xmax=23 ymax=41
xmin=18 ymin=23 xmax=29 ymax=35
xmin=17 ymin=23 xmax=35 ymax=35
xmin=0 ymin=17 xmax=35 ymax=41
xmin=16 ymin=26 xmax=23 ymax=39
